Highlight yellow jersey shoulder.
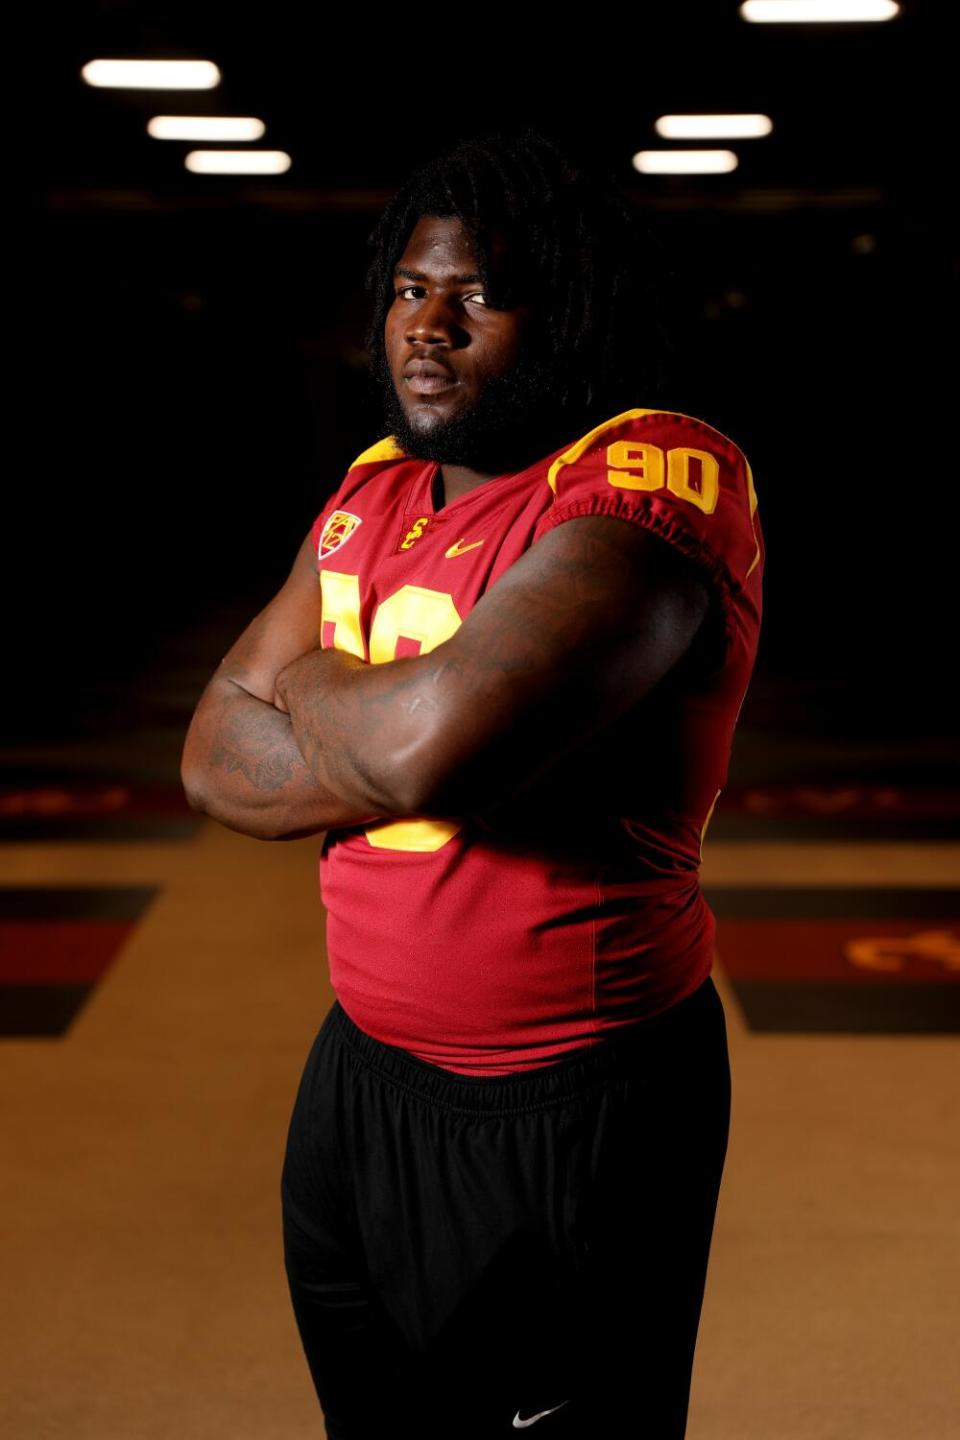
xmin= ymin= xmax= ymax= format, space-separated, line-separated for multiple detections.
xmin=346 ymin=435 xmax=408 ymax=471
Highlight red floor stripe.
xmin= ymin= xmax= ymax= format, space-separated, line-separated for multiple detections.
xmin=0 ymin=920 xmax=137 ymax=983
xmin=717 ymin=918 xmax=960 ymax=983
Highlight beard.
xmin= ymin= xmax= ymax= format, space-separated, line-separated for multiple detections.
xmin=370 ymin=342 xmax=573 ymax=477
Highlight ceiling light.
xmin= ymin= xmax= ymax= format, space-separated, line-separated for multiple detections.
xmin=148 ymin=116 xmax=265 ymax=141
xmin=185 ymin=150 xmax=291 ymax=175
xmin=655 ymin=114 xmax=772 ymax=139
xmin=633 ymin=151 xmax=739 ymax=175
xmin=740 ymin=1 xmax=899 ymax=21
xmin=81 ymin=59 xmax=221 ymax=89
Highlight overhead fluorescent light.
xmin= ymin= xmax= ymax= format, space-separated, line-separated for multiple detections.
xmin=656 ymin=114 xmax=772 ymax=139
xmin=740 ymin=1 xmax=899 ymax=21
xmin=185 ymin=150 xmax=291 ymax=175
xmin=81 ymin=59 xmax=221 ymax=89
xmin=148 ymin=116 xmax=265 ymax=141
xmin=633 ymin=150 xmax=739 ymax=175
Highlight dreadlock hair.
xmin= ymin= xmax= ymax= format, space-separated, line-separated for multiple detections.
xmin=362 ymin=127 xmax=678 ymax=432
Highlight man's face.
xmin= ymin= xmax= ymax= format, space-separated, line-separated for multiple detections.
xmin=377 ymin=214 xmax=557 ymax=472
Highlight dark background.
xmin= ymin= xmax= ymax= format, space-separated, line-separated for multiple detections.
xmin=17 ymin=0 xmax=955 ymax=755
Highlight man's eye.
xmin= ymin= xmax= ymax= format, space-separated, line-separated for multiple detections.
xmin=394 ymin=286 xmax=488 ymax=306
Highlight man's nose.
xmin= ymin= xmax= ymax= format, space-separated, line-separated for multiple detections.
xmin=405 ymin=294 xmax=464 ymax=345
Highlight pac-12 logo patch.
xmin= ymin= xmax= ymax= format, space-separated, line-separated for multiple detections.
xmin=318 ymin=510 xmax=362 ymax=558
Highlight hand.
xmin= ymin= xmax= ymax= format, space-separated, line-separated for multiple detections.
xmin=273 ymin=648 xmax=318 ymax=713
xmin=272 ymin=656 xmax=305 ymax=714
xmin=274 ymin=647 xmax=363 ymax=717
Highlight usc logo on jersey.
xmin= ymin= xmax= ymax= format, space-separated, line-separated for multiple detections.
xmin=318 ymin=510 xmax=362 ymax=558
xmin=400 ymin=516 xmax=431 ymax=550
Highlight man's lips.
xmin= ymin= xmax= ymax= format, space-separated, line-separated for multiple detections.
xmin=406 ymin=374 xmax=457 ymax=395
xmin=403 ymin=358 xmax=458 ymax=396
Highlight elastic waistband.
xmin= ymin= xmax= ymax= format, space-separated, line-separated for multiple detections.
xmin=326 ymin=975 xmax=720 ymax=1116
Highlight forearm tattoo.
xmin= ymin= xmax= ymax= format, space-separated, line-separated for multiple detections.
xmin=209 ymin=691 xmax=312 ymax=795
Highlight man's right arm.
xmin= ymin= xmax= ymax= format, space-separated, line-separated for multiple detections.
xmin=180 ymin=529 xmax=386 ymax=841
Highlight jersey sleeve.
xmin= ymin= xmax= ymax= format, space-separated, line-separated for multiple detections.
xmin=534 ymin=407 xmax=762 ymax=658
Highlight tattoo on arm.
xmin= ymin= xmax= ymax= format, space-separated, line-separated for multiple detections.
xmin=209 ymin=690 xmax=311 ymax=795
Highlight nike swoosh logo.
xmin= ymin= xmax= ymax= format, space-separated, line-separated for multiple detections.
xmin=512 ymin=1398 xmax=572 ymax=1428
xmin=445 ymin=538 xmax=485 ymax=558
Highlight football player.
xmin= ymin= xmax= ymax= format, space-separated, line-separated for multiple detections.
xmin=182 ymin=128 xmax=763 ymax=1440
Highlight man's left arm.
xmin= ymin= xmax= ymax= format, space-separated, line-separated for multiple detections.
xmin=274 ymin=515 xmax=712 ymax=819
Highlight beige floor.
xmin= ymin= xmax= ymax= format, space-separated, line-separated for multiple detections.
xmin=1 ymin=823 xmax=958 ymax=1439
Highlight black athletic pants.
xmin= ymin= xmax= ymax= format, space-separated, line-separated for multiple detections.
xmin=281 ymin=975 xmax=731 ymax=1439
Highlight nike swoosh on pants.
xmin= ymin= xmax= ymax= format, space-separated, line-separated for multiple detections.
xmin=512 ymin=1397 xmax=572 ymax=1428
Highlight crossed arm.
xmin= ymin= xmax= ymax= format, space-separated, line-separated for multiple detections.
xmin=181 ymin=515 xmax=713 ymax=839
xmin=180 ymin=532 xmax=383 ymax=841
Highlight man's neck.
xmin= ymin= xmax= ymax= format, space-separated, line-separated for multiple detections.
xmin=433 ymin=464 xmax=505 ymax=511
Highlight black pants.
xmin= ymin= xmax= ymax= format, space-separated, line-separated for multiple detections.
xmin=281 ymin=975 xmax=731 ymax=1440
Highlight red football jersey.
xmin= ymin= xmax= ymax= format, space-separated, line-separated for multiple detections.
xmin=309 ymin=407 xmax=764 ymax=1073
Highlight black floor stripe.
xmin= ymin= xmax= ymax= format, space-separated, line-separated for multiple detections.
xmin=733 ymin=982 xmax=960 ymax=1034
xmin=708 ymin=817 xmax=960 ymax=842
xmin=0 ymin=984 xmax=92 ymax=1037
xmin=0 ymin=817 xmax=201 ymax=841
xmin=0 ymin=888 xmax=157 ymax=921
xmin=705 ymin=888 xmax=960 ymax=919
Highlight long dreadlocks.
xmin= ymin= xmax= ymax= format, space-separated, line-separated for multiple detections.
xmin=362 ymin=127 xmax=677 ymax=433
